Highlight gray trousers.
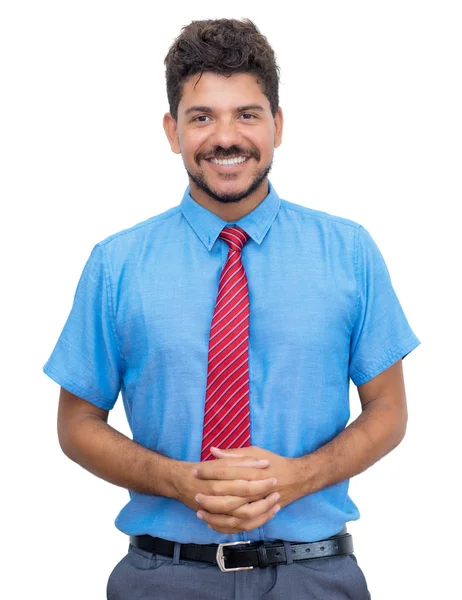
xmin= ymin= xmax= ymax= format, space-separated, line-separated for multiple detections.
xmin=107 ymin=542 xmax=371 ymax=599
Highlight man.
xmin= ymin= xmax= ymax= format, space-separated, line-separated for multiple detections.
xmin=44 ymin=18 xmax=420 ymax=599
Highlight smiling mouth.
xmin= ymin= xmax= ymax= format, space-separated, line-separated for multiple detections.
xmin=207 ymin=156 xmax=250 ymax=166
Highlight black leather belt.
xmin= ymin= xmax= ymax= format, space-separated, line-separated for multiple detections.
xmin=130 ymin=529 xmax=353 ymax=573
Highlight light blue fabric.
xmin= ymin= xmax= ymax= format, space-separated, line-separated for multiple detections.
xmin=44 ymin=181 xmax=420 ymax=544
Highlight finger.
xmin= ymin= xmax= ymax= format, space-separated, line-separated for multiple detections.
xmin=204 ymin=477 xmax=277 ymax=498
xmin=210 ymin=447 xmax=267 ymax=465
xmin=229 ymin=493 xmax=280 ymax=519
xmin=195 ymin=492 xmax=266 ymax=509
xmin=195 ymin=465 xmax=271 ymax=482
xmin=194 ymin=457 xmax=269 ymax=476
xmin=195 ymin=491 xmax=280 ymax=516
xmin=199 ymin=502 xmax=281 ymax=534
xmin=194 ymin=493 xmax=251 ymax=514
xmin=210 ymin=447 xmax=244 ymax=459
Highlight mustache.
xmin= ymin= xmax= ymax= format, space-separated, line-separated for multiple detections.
xmin=196 ymin=146 xmax=259 ymax=163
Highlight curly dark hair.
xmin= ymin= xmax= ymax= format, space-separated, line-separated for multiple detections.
xmin=164 ymin=18 xmax=280 ymax=121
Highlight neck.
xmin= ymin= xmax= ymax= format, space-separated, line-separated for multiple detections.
xmin=189 ymin=180 xmax=269 ymax=222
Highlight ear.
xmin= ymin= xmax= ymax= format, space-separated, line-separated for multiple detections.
xmin=163 ymin=112 xmax=181 ymax=154
xmin=273 ymin=107 xmax=284 ymax=148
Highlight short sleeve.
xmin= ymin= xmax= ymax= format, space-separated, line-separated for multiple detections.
xmin=43 ymin=244 xmax=122 ymax=409
xmin=348 ymin=226 xmax=420 ymax=386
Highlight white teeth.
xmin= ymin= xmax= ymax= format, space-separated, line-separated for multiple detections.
xmin=210 ymin=156 xmax=248 ymax=166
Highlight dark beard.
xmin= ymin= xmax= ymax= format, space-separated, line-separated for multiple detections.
xmin=185 ymin=160 xmax=273 ymax=204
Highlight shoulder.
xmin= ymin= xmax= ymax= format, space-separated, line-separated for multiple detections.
xmin=84 ymin=206 xmax=182 ymax=275
xmin=279 ymin=198 xmax=363 ymax=231
xmin=278 ymin=199 xmax=366 ymax=254
xmin=96 ymin=205 xmax=181 ymax=251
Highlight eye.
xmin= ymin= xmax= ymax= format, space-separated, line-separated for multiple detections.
xmin=240 ymin=113 xmax=256 ymax=119
xmin=193 ymin=115 xmax=210 ymax=122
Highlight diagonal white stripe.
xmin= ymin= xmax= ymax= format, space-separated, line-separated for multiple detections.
xmin=209 ymin=303 xmax=248 ymax=342
xmin=213 ymin=413 xmax=250 ymax=449
xmin=204 ymin=390 xmax=248 ymax=440
xmin=215 ymin=271 xmax=247 ymax=310
xmin=204 ymin=370 xmax=249 ymax=417
xmin=208 ymin=336 xmax=247 ymax=378
xmin=217 ymin=261 xmax=245 ymax=292
xmin=208 ymin=324 xmax=247 ymax=364
xmin=222 ymin=229 xmax=246 ymax=248
xmin=222 ymin=422 xmax=251 ymax=450
xmin=212 ymin=290 xmax=249 ymax=330
xmin=219 ymin=253 xmax=240 ymax=285
xmin=218 ymin=263 xmax=241 ymax=293
xmin=209 ymin=314 xmax=248 ymax=353
xmin=203 ymin=396 xmax=249 ymax=447
xmin=206 ymin=354 xmax=248 ymax=395
xmin=206 ymin=345 xmax=248 ymax=390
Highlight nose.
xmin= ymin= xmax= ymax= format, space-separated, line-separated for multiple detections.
xmin=208 ymin=117 xmax=244 ymax=149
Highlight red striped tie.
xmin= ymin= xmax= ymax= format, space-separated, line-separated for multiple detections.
xmin=200 ymin=225 xmax=251 ymax=461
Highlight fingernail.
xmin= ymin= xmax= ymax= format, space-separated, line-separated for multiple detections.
xmin=274 ymin=493 xmax=280 ymax=502
xmin=273 ymin=505 xmax=280 ymax=514
xmin=196 ymin=511 xmax=203 ymax=519
xmin=272 ymin=478 xmax=278 ymax=486
xmin=192 ymin=468 xmax=198 ymax=477
xmin=195 ymin=494 xmax=202 ymax=502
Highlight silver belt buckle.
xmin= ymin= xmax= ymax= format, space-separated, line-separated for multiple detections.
xmin=216 ymin=541 xmax=254 ymax=573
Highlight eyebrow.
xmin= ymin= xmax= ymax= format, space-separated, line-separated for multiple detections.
xmin=184 ymin=104 xmax=266 ymax=116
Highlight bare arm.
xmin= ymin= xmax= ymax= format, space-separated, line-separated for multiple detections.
xmin=57 ymin=387 xmax=180 ymax=497
xmin=57 ymin=387 xmax=277 ymax=515
xmin=195 ymin=359 xmax=409 ymax=533
xmin=298 ymin=358 xmax=408 ymax=495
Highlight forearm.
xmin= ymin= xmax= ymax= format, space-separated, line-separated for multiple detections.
xmin=295 ymin=398 xmax=407 ymax=497
xmin=59 ymin=413 xmax=181 ymax=498
xmin=59 ymin=411 xmax=276 ymax=515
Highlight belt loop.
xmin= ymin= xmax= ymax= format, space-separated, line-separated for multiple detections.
xmin=282 ymin=541 xmax=293 ymax=565
xmin=257 ymin=542 xmax=269 ymax=568
xmin=173 ymin=542 xmax=181 ymax=565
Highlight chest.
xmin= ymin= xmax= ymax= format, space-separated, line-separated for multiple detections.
xmin=114 ymin=241 xmax=357 ymax=365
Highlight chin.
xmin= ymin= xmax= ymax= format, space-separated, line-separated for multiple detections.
xmin=187 ymin=162 xmax=271 ymax=204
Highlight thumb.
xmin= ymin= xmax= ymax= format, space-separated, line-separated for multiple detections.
xmin=210 ymin=446 xmax=244 ymax=458
xmin=210 ymin=447 xmax=269 ymax=467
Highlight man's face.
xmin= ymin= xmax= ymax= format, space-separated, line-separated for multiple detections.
xmin=164 ymin=72 xmax=283 ymax=204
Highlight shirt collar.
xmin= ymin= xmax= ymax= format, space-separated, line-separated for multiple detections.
xmin=180 ymin=180 xmax=281 ymax=251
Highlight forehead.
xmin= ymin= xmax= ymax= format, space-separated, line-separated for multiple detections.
xmin=178 ymin=72 xmax=270 ymax=114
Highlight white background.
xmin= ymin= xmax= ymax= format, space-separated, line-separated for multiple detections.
xmin=1 ymin=1 xmax=460 ymax=598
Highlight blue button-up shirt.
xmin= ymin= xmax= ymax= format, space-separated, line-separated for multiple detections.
xmin=44 ymin=181 xmax=419 ymax=543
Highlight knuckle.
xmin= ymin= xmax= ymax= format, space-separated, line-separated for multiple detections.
xmin=210 ymin=482 xmax=220 ymax=495
xmin=242 ymin=481 xmax=252 ymax=496
xmin=238 ymin=506 xmax=252 ymax=519
xmin=228 ymin=517 xmax=240 ymax=529
xmin=225 ymin=498 xmax=238 ymax=512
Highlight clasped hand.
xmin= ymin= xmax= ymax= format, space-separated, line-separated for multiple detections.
xmin=176 ymin=446 xmax=301 ymax=534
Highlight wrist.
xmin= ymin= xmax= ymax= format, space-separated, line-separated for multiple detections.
xmin=142 ymin=451 xmax=188 ymax=499
xmin=291 ymin=453 xmax=322 ymax=497
xmin=164 ymin=458 xmax=191 ymax=501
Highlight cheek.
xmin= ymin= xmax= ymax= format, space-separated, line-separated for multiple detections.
xmin=263 ymin=131 xmax=276 ymax=149
xmin=250 ymin=131 xmax=274 ymax=154
xmin=181 ymin=134 xmax=206 ymax=162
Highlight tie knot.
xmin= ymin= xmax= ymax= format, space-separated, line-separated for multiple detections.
xmin=219 ymin=226 xmax=250 ymax=252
